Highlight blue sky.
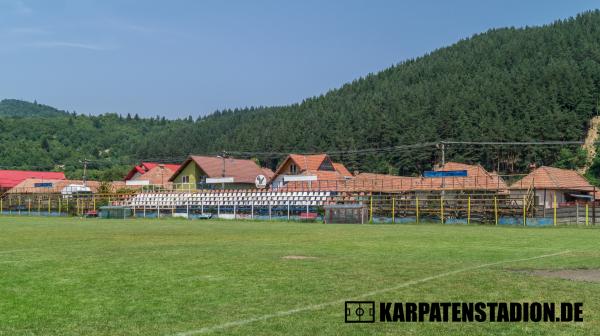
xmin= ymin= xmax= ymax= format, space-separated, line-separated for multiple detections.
xmin=0 ymin=0 xmax=598 ymax=118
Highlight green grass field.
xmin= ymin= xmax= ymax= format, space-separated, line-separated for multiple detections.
xmin=1 ymin=217 xmax=599 ymax=335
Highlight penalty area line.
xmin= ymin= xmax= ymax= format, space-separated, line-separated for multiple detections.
xmin=172 ymin=250 xmax=570 ymax=336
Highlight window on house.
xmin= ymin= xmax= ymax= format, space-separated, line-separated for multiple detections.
xmin=318 ymin=159 xmax=335 ymax=171
xmin=182 ymin=175 xmax=190 ymax=183
xmin=290 ymin=164 xmax=297 ymax=174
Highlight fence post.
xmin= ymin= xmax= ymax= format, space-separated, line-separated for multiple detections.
xmin=38 ymin=198 xmax=41 ymax=215
xmin=586 ymin=203 xmax=589 ymax=226
xmin=494 ymin=196 xmax=498 ymax=226
xmin=28 ymin=199 xmax=31 ymax=216
xmin=287 ymin=202 xmax=290 ymax=220
xmin=467 ymin=196 xmax=471 ymax=225
xmin=0 ymin=198 xmax=2 ymax=215
xmin=440 ymin=196 xmax=444 ymax=224
xmin=523 ymin=195 xmax=526 ymax=227
xmin=48 ymin=198 xmax=51 ymax=216
xmin=369 ymin=195 xmax=373 ymax=224
xmin=58 ymin=198 xmax=62 ymax=216
xmin=593 ymin=187 xmax=597 ymax=225
xmin=576 ymin=202 xmax=580 ymax=225
xmin=251 ymin=201 xmax=254 ymax=219
xmin=553 ymin=192 xmax=557 ymax=227
xmin=392 ymin=197 xmax=395 ymax=224
xmin=269 ymin=202 xmax=272 ymax=220
xmin=416 ymin=197 xmax=419 ymax=224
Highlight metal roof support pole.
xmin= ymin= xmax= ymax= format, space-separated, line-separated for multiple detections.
xmin=594 ymin=186 xmax=597 ymax=225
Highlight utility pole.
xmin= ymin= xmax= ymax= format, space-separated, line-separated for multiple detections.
xmin=220 ymin=150 xmax=227 ymax=190
xmin=441 ymin=141 xmax=445 ymax=167
xmin=80 ymin=159 xmax=89 ymax=186
xmin=440 ymin=141 xmax=446 ymax=192
xmin=159 ymin=164 xmax=165 ymax=186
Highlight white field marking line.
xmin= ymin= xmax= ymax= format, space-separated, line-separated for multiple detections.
xmin=172 ymin=250 xmax=570 ymax=336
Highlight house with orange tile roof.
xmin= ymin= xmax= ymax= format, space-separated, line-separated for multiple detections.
xmin=169 ymin=155 xmax=273 ymax=190
xmin=510 ymin=166 xmax=595 ymax=208
xmin=124 ymin=162 xmax=181 ymax=186
xmin=270 ymin=154 xmax=352 ymax=190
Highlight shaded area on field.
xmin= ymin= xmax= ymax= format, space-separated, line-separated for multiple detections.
xmin=523 ymin=269 xmax=600 ymax=283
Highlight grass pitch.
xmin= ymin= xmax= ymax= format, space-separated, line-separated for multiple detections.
xmin=0 ymin=217 xmax=599 ymax=335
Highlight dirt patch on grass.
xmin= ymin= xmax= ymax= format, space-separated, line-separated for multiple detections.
xmin=281 ymin=255 xmax=318 ymax=260
xmin=523 ymin=269 xmax=600 ymax=283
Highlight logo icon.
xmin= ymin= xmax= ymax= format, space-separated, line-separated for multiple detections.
xmin=345 ymin=301 xmax=375 ymax=323
xmin=255 ymin=174 xmax=267 ymax=189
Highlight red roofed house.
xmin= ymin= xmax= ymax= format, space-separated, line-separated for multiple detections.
xmin=271 ymin=154 xmax=353 ymax=190
xmin=124 ymin=162 xmax=181 ymax=186
xmin=169 ymin=155 xmax=273 ymax=190
xmin=0 ymin=170 xmax=66 ymax=193
xmin=510 ymin=166 xmax=594 ymax=208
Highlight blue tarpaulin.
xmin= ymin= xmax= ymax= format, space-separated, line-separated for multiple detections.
xmin=423 ymin=170 xmax=468 ymax=178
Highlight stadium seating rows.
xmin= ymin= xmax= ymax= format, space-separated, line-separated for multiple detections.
xmin=126 ymin=191 xmax=333 ymax=207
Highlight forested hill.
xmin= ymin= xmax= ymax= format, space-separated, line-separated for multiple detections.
xmin=140 ymin=10 xmax=600 ymax=175
xmin=2 ymin=10 xmax=600 ymax=180
xmin=0 ymin=99 xmax=68 ymax=117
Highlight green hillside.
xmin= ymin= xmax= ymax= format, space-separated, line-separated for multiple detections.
xmin=2 ymin=10 xmax=600 ymax=180
xmin=0 ymin=99 xmax=68 ymax=117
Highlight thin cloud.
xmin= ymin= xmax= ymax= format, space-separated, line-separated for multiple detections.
xmin=26 ymin=41 xmax=114 ymax=51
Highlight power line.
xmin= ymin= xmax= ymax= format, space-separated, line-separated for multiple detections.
xmin=442 ymin=140 xmax=585 ymax=146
